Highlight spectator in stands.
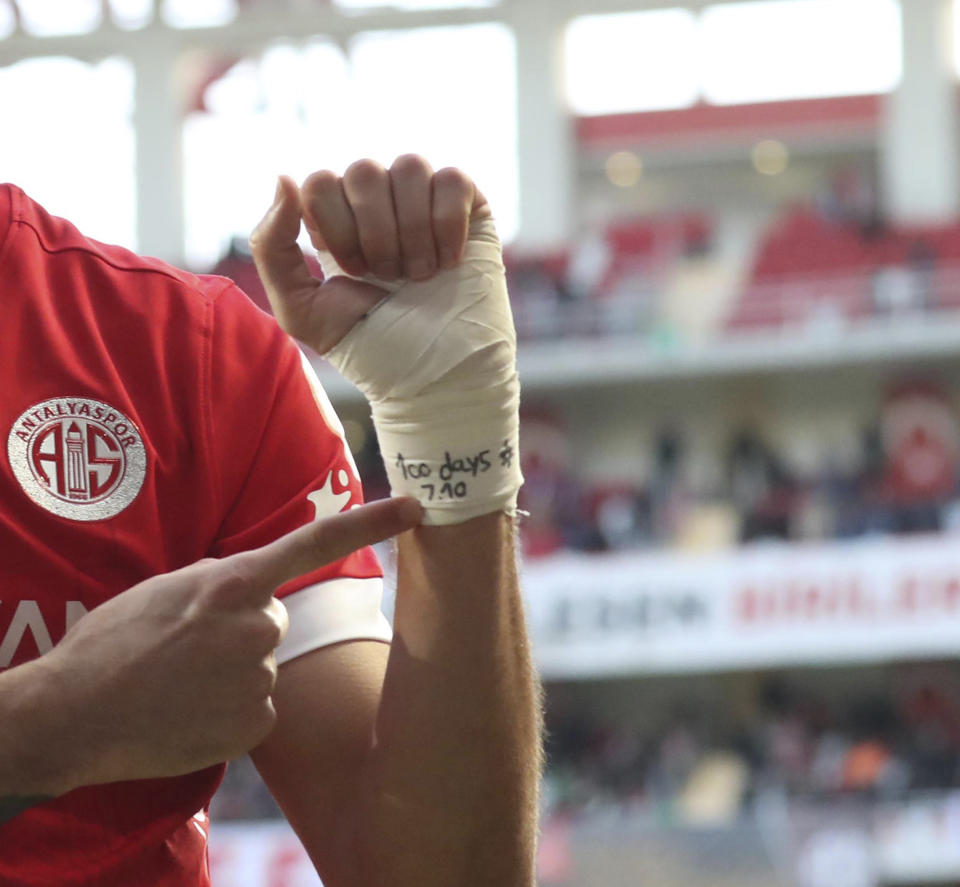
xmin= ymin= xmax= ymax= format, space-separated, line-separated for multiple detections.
xmin=726 ymin=430 xmax=797 ymax=542
xmin=818 ymin=165 xmax=877 ymax=229
xmin=871 ymin=262 xmax=916 ymax=318
xmin=649 ymin=428 xmax=688 ymax=544
xmin=566 ymin=225 xmax=611 ymax=303
xmin=907 ymin=240 xmax=937 ymax=313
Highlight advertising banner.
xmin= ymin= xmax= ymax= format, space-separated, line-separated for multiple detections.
xmin=523 ymin=535 xmax=960 ymax=677
xmin=210 ymin=822 xmax=319 ymax=887
xmin=210 ymin=793 xmax=960 ymax=887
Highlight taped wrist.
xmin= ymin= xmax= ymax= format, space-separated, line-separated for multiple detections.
xmin=319 ymin=217 xmax=523 ymax=525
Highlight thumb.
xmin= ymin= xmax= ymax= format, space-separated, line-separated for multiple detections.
xmin=249 ymin=175 xmax=319 ymax=325
xmin=250 ymin=177 xmax=391 ymax=353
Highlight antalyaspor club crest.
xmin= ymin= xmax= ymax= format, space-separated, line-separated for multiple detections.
xmin=7 ymin=397 xmax=147 ymax=521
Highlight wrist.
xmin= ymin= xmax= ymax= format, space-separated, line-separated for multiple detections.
xmin=372 ymin=378 xmax=522 ymax=525
xmin=322 ymin=215 xmax=523 ymax=524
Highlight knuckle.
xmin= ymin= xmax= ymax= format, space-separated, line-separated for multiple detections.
xmin=298 ymin=520 xmax=326 ymax=563
xmin=243 ymin=701 xmax=278 ymax=747
xmin=212 ymin=557 xmax=254 ymax=592
xmin=302 ymin=517 xmax=351 ymax=568
xmin=233 ymin=658 xmax=276 ymax=711
xmin=308 ymin=514 xmax=341 ymax=554
xmin=257 ymin=699 xmax=278 ymax=732
xmin=255 ymin=658 xmax=278 ymax=696
xmin=434 ymin=166 xmax=471 ymax=194
xmin=203 ymin=560 xmax=257 ymax=608
xmin=391 ymin=153 xmax=430 ymax=178
xmin=344 ymin=158 xmax=387 ymax=189
xmin=247 ymin=225 xmax=267 ymax=256
xmin=241 ymin=620 xmax=269 ymax=654
xmin=233 ymin=610 xmax=279 ymax=656
xmin=255 ymin=610 xmax=284 ymax=650
xmin=268 ymin=597 xmax=290 ymax=642
xmin=302 ymin=169 xmax=341 ymax=201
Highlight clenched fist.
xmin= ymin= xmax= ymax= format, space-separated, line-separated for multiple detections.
xmin=250 ymin=154 xmax=487 ymax=354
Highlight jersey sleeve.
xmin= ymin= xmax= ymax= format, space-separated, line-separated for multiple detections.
xmin=205 ymin=283 xmax=390 ymax=664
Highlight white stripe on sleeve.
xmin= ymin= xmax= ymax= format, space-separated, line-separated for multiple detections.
xmin=275 ymin=576 xmax=391 ymax=666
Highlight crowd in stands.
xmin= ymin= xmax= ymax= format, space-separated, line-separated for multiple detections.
xmin=518 ymin=404 xmax=960 ymax=560
xmin=503 ymin=213 xmax=713 ymax=341
xmin=543 ymin=675 xmax=960 ymax=826
xmin=504 ymin=172 xmax=960 ymax=341
xmin=506 ymin=165 xmax=960 ymax=341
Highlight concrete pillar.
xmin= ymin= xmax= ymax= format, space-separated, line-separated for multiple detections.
xmin=508 ymin=0 xmax=575 ymax=252
xmin=133 ymin=39 xmax=186 ymax=265
xmin=881 ymin=0 xmax=960 ymax=224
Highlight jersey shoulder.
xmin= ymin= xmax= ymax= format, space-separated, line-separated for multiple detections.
xmin=2 ymin=182 xmax=251 ymax=316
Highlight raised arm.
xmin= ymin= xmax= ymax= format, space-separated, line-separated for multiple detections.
xmin=364 ymin=512 xmax=540 ymax=884
xmin=249 ymin=158 xmax=542 ymax=886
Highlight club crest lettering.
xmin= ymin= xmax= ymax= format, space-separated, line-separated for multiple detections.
xmin=7 ymin=397 xmax=147 ymax=521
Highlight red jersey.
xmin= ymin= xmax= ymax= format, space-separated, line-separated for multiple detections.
xmin=0 ymin=185 xmax=385 ymax=885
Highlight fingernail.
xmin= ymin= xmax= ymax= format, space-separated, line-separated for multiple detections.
xmin=273 ymin=177 xmax=285 ymax=206
xmin=408 ymin=258 xmax=435 ymax=280
xmin=398 ymin=497 xmax=425 ymax=524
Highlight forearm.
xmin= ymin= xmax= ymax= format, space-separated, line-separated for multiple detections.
xmin=0 ymin=657 xmax=78 ymax=817
xmin=353 ymin=511 xmax=542 ymax=886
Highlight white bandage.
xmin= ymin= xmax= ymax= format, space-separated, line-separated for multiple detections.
xmin=319 ymin=217 xmax=522 ymax=525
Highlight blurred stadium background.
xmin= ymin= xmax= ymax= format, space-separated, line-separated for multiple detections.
xmin=7 ymin=0 xmax=960 ymax=884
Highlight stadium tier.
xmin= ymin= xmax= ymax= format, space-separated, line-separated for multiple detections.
xmin=6 ymin=2 xmax=960 ymax=887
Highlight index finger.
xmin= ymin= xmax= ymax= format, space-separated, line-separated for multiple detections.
xmin=236 ymin=497 xmax=424 ymax=594
xmin=301 ymin=169 xmax=366 ymax=278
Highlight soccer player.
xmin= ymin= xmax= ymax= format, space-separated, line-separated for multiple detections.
xmin=0 ymin=155 xmax=540 ymax=885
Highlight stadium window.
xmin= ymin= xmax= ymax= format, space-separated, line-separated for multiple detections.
xmin=161 ymin=0 xmax=237 ymax=29
xmin=0 ymin=57 xmax=136 ymax=249
xmin=0 ymin=3 xmax=15 ymax=39
xmin=699 ymin=0 xmax=902 ymax=105
xmin=564 ymin=9 xmax=699 ymax=115
xmin=182 ymin=24 xmax=517 ymax=268
xmin=109 ymin=0 xmax=156 ymax=30
xmin=348 ymin=24 xmax=517 ymax=237
xmin=333 ymin=0 xmax=499 ymax=10
xmin=14 ymin=0 xmax=103 ymax=36
xmin=183 ymin=50 xmax=308 ymax=269
xmin=953 ymin=0 xmax=960 ymax=78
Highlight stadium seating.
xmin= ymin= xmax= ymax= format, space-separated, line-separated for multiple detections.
xmin=727 ymin=205 xmax=960 ymax=331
